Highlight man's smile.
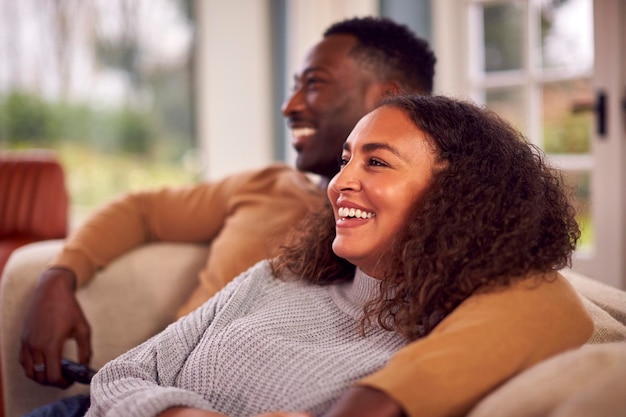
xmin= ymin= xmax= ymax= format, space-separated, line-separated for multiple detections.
xmin=290 ymin=127 xmax=317 ymax=151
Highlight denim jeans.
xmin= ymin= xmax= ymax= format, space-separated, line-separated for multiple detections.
xmin=22 ymin=395 xmax=90 ymax=417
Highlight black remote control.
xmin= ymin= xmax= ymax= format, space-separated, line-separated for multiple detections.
xmin=60 ymin=359 xmax=97 ymax=384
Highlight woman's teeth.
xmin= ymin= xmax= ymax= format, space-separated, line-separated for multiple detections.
xmin=338 ymin=207 xmax=374 ymax=219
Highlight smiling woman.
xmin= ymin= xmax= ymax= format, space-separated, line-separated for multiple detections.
xmin=83 ymin=95 xmax=592 ymax=417
xmin=275 ymin=94 xmax=583 ymax=340
xmin=328 ymin=106 xmax=443 ymax=278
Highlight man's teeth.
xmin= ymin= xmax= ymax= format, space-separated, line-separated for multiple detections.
xmin=338 ymin=207 xmax=374 ymax=219
xmin=292 ymin=127 xmax=316 ymax=138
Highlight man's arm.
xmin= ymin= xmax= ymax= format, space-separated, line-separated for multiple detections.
xmin=52 ymin=180 xmax=243 ymax=287
xmin=19 ymin=172 xmax=254 ymax=387
xmin=323 ymin=386 xmax=404 ymax=417
xmin=159 ymin=409 xmax=311 ymax=417
xmin=355 ymin=272 xmax=594 ymax=417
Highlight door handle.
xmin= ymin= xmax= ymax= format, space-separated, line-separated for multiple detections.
xmin=572 ymin=90 xmax=607 ymax=138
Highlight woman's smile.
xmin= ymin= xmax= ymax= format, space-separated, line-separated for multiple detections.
xmin=337 ymin=206 xmax=375 ymax=220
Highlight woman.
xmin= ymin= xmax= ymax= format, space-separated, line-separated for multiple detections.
xmin=86 ymin=96 xmax=591 ymax=417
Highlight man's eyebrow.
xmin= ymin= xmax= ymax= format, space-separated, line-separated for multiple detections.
xmin=293 ymin=67 xmax=330 ymax=81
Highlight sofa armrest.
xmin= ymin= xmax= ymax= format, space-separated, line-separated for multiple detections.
xmin=467 ymin=342 xmax=626 ymax=417
xmin=0 ymin=240 xmax=209 ymax=417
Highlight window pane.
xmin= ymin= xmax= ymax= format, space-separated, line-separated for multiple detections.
xmin=561 ymin=169 xmax=593 ymax=250
xmin=542 ymin=79 xmax=592 ymax=154
xmin=483 ymin=2 xmax=524 ymax=72
xmin=486 ymin=87 xmax=527 ymax=135
xmin=0 ymin=0 xmax=197 ymax=224
xmin=540 ymin=0 xmax=593 ymax=71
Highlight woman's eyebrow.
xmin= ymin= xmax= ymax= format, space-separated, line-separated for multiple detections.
xmin=361 ymin=142 xmax=403 ymax=158
xmin=343 ymin=141 xmax=407 ymax=161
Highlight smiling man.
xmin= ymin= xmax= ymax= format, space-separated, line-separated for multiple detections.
xmin=283 ymin=20 xmax=434 ymax=186
xmin=20 ymin=16 xmax=436 ymax=417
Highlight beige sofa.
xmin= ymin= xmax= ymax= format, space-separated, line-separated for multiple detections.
xmin=1 ymin=240 xmax=625 ymax=417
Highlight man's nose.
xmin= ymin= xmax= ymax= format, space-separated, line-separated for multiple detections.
xmin=281 ymin=88 xmax=305 ymax=117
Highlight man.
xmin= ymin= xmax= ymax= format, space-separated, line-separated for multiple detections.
xmin=21 ymin=16 xmax=436 ymax=416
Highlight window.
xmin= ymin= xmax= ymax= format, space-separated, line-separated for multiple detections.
xmin=467 ymin=0 xmax=594 ymax=250
xmin=0 ymin=0 xmax=198 ymax=225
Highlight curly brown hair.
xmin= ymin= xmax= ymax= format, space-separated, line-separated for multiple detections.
xmin=271 ymin=95 xmax=580 ymax=341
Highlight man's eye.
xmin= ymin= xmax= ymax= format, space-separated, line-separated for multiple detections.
xmin=338 ymin=157 xmax=349 ymax=168
xmin=305 ymin=78 xmax=323 ymax=89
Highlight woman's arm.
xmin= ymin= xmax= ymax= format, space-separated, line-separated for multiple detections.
xmin=86 ymin=271 xmax=251 ymax=417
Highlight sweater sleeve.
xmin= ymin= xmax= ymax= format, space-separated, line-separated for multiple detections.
xmin=358 ymin=273 xmax=594 ymax=417
xmin=50 ymin=169 xmax=262 ymax=287
xmin=85 ymin=268 xmax=251 ymax=417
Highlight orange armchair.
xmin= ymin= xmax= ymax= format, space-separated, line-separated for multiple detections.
xmin=0 ymin=150 xmax=69 ymax=276
xmin=0 ymin=150 xmax=69 ymax=417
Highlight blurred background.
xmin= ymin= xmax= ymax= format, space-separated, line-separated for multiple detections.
xmin=0 ymin=0 xmax=624 ymax=288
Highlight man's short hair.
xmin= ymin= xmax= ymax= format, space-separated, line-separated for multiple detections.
xmin=324 ymin=16 xmax=436 ymax=95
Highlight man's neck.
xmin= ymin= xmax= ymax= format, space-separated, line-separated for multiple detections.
xmin=318 ymin=176 xmax=330 ymax=191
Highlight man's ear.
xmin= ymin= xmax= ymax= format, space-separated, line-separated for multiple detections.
xmin=383 ymin=80 xmax=402 ymax=97
xmin=365 ymin=80 xmax=403 ymax=109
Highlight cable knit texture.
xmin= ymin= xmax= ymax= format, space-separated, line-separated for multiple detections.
xmin=86 ymin=261 xmax=406 ymax=417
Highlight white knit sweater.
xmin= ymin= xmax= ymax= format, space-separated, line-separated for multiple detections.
xmin=86 ymin=260 xmax=406 ymax=417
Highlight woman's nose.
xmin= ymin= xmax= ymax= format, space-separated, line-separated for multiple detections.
xmin=330 ymin=164 xmax=361 ymax=193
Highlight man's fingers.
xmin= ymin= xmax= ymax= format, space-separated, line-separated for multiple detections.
xmin=74 ymin=317 xmax=93 ymax=366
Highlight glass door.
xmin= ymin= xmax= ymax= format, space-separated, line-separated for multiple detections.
xmin=464 ymin=0 xmax=624 ymax=288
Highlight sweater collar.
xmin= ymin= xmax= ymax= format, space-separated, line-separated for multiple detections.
xmin=329 ymin=268 xmax=382 ymax=320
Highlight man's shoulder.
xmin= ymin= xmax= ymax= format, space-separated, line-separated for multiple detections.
xmin=232 ymin=163 xmax=321 ymax=194
xmin=249 ymin=163 xmax=304 ymax=179
xmin=218 ymin=163 xmax=298 ymax=183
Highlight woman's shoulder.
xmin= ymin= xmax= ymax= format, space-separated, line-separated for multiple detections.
xmin=232 ymin=259 xmax=302 ymax=292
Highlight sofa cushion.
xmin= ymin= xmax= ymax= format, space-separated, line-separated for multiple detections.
xmin=467 ymin=342 xmax=626 ymax=417
xmin=580 ymin=297 xmax=626 ymax=343
xmin=562 ymin=269 xmax=626 ymax=325
xmin=560 ymin=269 xmax=626 ymax=343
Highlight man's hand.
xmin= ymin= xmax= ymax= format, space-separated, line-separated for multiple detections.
xmin=19 ymin=267 xmax=92 ymax=388
xmin=323 ymin=386 xmax=405 ymax=417
xmin=158 ymin=409 xmax=311 ymax=417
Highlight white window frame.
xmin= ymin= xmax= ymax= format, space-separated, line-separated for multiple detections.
xmin=433 ymin=0 xmax=626 ymax=288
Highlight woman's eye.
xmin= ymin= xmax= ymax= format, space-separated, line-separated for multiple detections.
xmin=339 ymin=157 xmax=349 ymax=167
xmin=369 ymin=158 xmax=387 ymax=167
